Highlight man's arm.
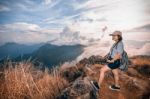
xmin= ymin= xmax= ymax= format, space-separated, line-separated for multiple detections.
xmin=107 ymin=42 xmax=124 ymax=63
xmin=107 ymin=54 xmax=120 ymax=63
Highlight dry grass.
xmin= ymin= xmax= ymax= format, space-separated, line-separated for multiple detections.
xmin=0 ymin=61 xmax=69 ymax=99
xmin=130 ymin=56 xmax=150 ymax=78
xmin=131 ymin=56 xmax=150 ymax=66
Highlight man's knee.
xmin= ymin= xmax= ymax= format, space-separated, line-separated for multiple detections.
xmin=100 ymin=65 xmax=108 ymax=73
xmin=112 ymin=69 xmax=119 ymax=76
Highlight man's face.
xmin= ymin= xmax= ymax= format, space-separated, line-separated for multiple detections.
xmin=112 ymin=35 xmax=118 ymax=41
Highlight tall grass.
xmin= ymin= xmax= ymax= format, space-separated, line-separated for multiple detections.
xmin=0 ymin=60 xmax=68 ymax=99
xmin=131 ymin=56 xmax=150 ymax=66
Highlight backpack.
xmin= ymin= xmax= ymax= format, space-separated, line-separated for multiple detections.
xmin=106 ymin=42 xmax=129 ymax=71
xmin=119 ymin=50 xmax=129 ymax=71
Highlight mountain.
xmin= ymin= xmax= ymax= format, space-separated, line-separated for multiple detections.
xmin=0 ymin=42 xmax=43 ymax=60
xmin=15 ymin=43 xmax=85 ymax=67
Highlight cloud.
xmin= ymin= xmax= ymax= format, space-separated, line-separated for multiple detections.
xmin=125 ymin=42 xmax=150 ymax=56
xmin=139 ymin=43 xmax=150 ymax=55
xmin=50 ymin=25 xmax=103 ymax=46
xmin=75 ymin=40 xmax=111 ymax=61
xmin=0 ymin=22 xmax=101 ymax=46
xmin=43 ymin=0 xmax=61 ymax=8
xmin=50 ymin=25 xmax=86 ymax=45
xmin=0 ymin=22 xmax=61 ymax=44
xmin=43 ymin=0 xmax=52 ymax=5
xmin=3 ymin=22 xmax=40 ymax=31
xmin=75 ymin=40 xmax=150 ymax=62
xmin=71 ymin=0 xmax=150 ymax=32
xmin=123 ymin=32 xmax=150 ymax=42
xmin=131 ymin=24 xmax=150 ymax=32
xmin=1 ymin=0 xmax=150 ymax=32
xmin=0 ymin=4 xmax=10 ymax=12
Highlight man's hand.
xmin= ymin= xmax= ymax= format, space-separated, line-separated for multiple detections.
xmin=107 ymin=59 xmax=114 ymax=63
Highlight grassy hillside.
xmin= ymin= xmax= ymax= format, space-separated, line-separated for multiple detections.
xmin=0 ymin=55 xmax=150 ymax=99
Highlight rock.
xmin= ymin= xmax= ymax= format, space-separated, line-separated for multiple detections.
xmin=61 ymin=66 xmax=83 ymax=82
xmin=58 ymin=55 xmax=150 ymax=99
xmin=79 ymin=55 xmax=106 ymax=65
xmin=57 ymin=77 xmax=99 ymax=99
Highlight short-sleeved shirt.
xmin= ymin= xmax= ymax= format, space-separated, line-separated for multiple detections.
xmin=110 ymin=41 xmax=124 ymax=58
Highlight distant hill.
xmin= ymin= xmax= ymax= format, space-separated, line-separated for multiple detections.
xmin=15 ymin=43 xmax=85 ymax=67
xmin=0 ymin=42 xmax=44 ymax=60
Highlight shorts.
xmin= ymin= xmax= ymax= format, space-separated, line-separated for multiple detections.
xmin=107 ymin=57 xmax=121 ymax=69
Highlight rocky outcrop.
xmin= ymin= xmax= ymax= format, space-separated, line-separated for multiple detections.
xmin=58 ymin=55 xmax=150 ymax=99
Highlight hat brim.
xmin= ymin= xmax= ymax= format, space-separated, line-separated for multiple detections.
xmin=109 ymin=34 xmax=122 ymax=36
xmin=109 ymin=34 xmax=115 ymax=36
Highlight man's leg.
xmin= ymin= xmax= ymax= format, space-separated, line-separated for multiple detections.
xmin=98 ymin=65 xmax=111 ymax=87
xmin=112 ymin=69 xmax=119 ymax=87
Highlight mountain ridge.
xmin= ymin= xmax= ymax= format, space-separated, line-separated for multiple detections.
xmin=0 ymin=43 xmax=85 ymax=67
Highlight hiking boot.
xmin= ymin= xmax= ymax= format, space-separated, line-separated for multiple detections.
xmin=90 ymin=80 xmax=100 ymax=91
xmin=109 ymin=85 xmax=120 ymax=91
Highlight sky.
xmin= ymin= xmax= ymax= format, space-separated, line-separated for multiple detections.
xmin=0 ymin=0 xmax=150 ymax=56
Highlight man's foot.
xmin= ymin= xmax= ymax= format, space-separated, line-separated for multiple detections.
xmin=90 ymin=80 xmax=100 ymax=91
xmin=109 ymin=85 xmax=120 ymax=91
